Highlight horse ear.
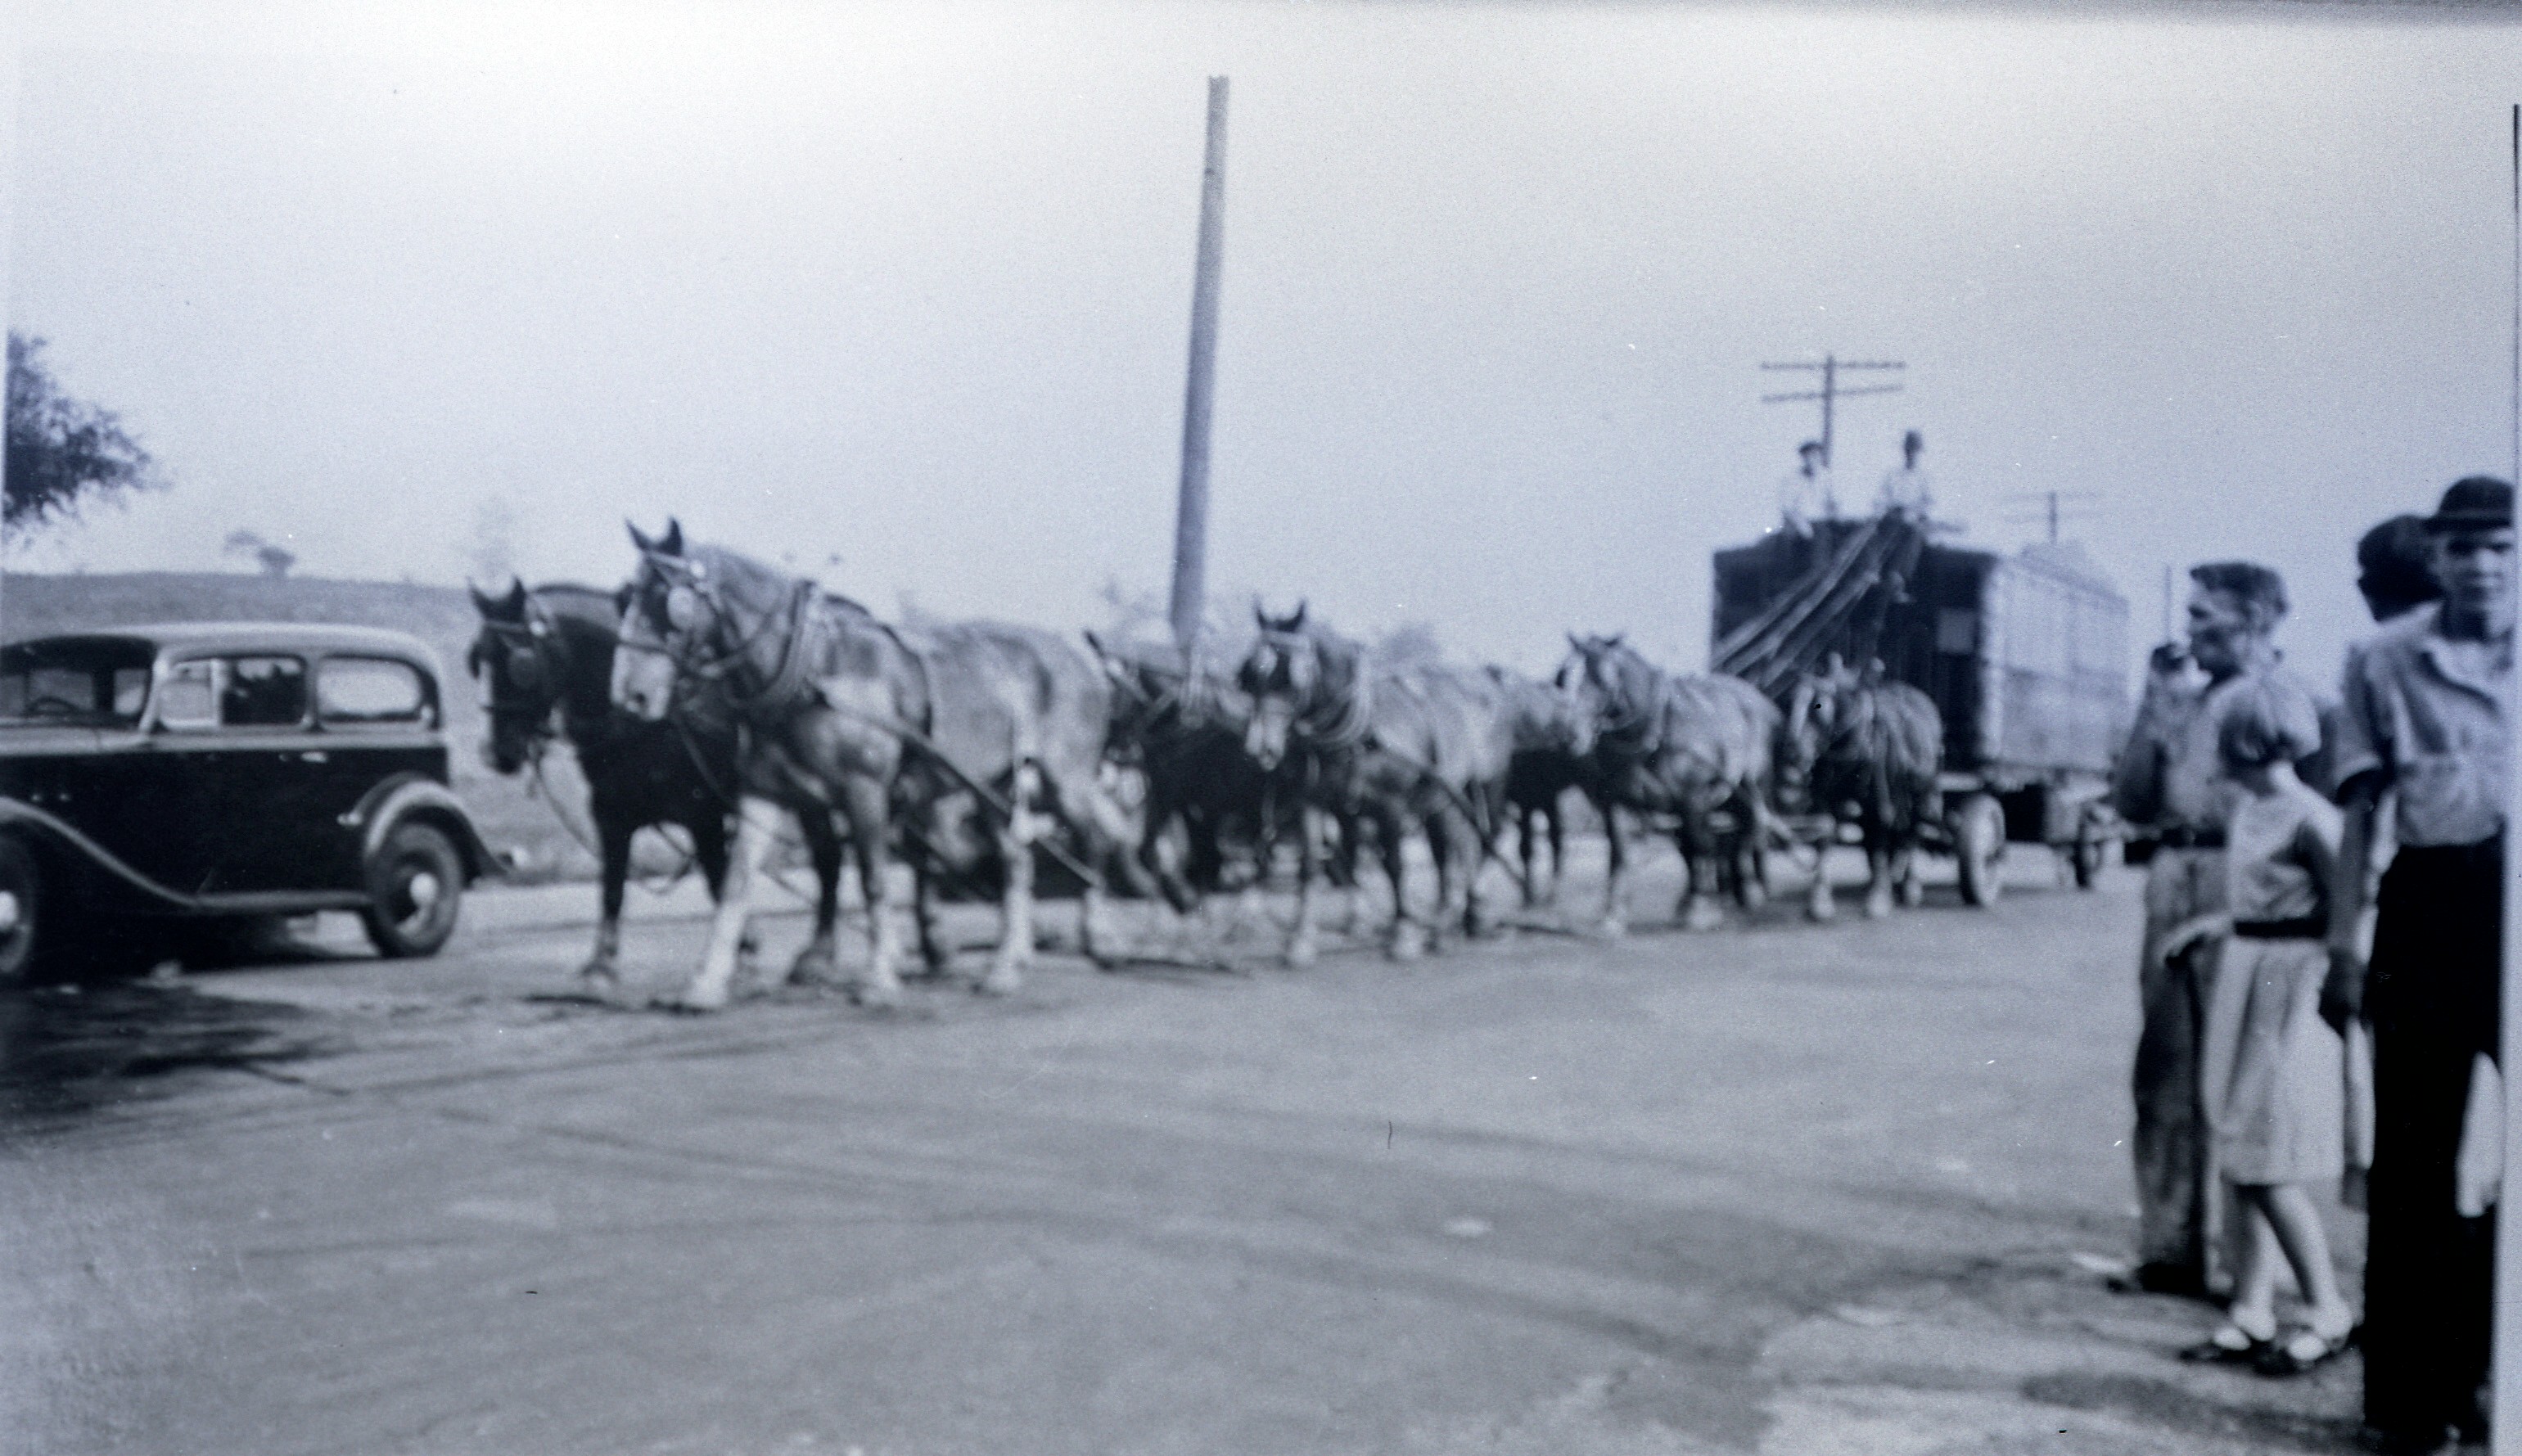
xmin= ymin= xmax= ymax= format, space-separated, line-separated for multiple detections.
xmin=1606 ymin=631 xmax=1625 ymax=649
xmin=468 ymin=581 xmax=498 ymax=615
xmin=1252 ymin=596 xmax=1269 ymax=628
xmin=503 ymin=579 xmax=529 ymax=612
xmin=626 ymin=520 xmax=654 ymax=554
xmin=661 ymin=518 xmax=684 ymax=556
xmin=1289 ymin=600 xmax=1307 ymax=631
xmin=1566 ymin=632 xmax=1583 ymax=652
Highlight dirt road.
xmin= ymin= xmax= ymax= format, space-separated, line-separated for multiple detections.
xmin=0 ymin=852 xmax=2367 ymax=1455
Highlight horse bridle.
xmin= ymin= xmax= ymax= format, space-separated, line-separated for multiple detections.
xmin=471 ymin=597 xmax=569 ymax=748
xmin=620 ymin=552 xmax=820 ymax=719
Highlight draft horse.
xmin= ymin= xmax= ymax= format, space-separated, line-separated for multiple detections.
xmin=609 ymin=522 xmax=1148 ymax=1010
xmin=1236 ymin=603 xmax=1514 ymax=966
xmin=467 ymin=579 xmax=848 ymax=985
xmin=1556 ymin=634 xmax=1777 ymax=933
xmin=1489 ymin=665 xmax=1599 ymax=908
xmin=1779 ymin=659 xmax=1943 ymax=921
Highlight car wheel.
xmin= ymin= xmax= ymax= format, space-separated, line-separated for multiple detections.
xmin=361 ymin=821 xmax=463 ymax=959
xmin=0 ymin=836 xmax=43 ymax=982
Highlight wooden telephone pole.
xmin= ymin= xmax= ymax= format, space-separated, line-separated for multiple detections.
xmin=1759 ymin=354 xmax=1904 ymax=469
xmin=1167 ymin=77 xmax=1229 ymax=651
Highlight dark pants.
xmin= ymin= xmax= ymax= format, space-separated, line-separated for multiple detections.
xmin=2132 ymin=847 xmax=2226 ymax=1279
xmin=2364 ymin=838 xmax=2501 ymax=1442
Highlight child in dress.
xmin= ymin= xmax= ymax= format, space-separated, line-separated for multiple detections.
xmin=2180 ymin=675 xmax=2359 ymax=1374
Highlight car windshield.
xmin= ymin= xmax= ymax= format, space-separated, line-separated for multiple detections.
xmin=0 ymin=640 xmax=156 ymax=728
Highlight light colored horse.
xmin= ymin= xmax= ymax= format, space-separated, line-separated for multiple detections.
xmin=608 ymin=521 xmax=1141 ymax=1010
xmin=1780 ymin=660 xmax=1943 ymax=921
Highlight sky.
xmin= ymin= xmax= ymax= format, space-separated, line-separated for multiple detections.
xmin=7 ymin=0 xmax=2522 ymax=683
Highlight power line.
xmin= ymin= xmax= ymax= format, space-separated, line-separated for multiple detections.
xmin=1759 ymin=354 xmax=1903 ymax=469
xmin=2000 ymin=489 xmax=2100 ymax=545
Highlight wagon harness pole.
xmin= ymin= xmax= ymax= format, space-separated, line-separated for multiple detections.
xmin=1167 ymin=76 xmax=1229 ymax=651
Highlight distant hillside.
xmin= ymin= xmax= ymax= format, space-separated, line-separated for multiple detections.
xmin=1 ymin=571 xmax=618 ymax=883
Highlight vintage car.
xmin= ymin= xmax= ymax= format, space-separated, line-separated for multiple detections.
xmin=0 ymin=622 xmax=499 ymax=978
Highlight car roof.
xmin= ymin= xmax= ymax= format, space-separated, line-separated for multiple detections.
xmin=4 ymin=622 xmax=444 ymax=672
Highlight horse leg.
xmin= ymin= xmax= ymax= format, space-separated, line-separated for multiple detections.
xmin=1380 ymin=808 xmax=1423 ymax=961
xmin=789 ymin=809 xmax=846 ymax=985
xmin=1807 ymin=817 xmax=1838 ymax=922
xmin=1597 ymin=800 xmax=1628 ymax=938
xmin=980 ymin=763 xmax=1040 ymax=997
xmin=1424 ymin=808 xmax=1458 ymax=950
xmin=1863 ymin=818 xmax=1896 ymax=920
xmin=1285 ymin=804 xmax=1320 ymax=968
xmin=688 ymin=811 xmax=764 ymax=969
xmin=671 ymin=794 xmax=779 ymax=1011
xmin=581 ymin=814 xmax=632 ymax=985
xmin=1678 ymin=812 xmax=1725 ymax=932
xmin=911 ymin=861 xmax=950 ymax=976
xmin=1458 ymin=805 xmax=1493 ymax=940
xmin=1544 ymin=800 xmax=1567 ymax=908
xmin=845 ymin=780 xmax=905 ymax=1008
xmin=1734 ymin=789 xmax=1769 ymax=911
xmin=1332 ymin=810 xmax=1368 ymax=936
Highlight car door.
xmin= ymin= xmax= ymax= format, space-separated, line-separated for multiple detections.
xmin=304 ymin=656 xmax=444 ymax=890
xmin=145 ymin=654 xmax=321 ymax=895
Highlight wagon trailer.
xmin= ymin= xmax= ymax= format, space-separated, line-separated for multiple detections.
xmin=1711 ymin=512 xmax=2132 ymax=904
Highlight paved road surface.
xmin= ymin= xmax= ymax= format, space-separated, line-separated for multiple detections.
xmin=0 ymin=850 xmax=2369 ymax=1454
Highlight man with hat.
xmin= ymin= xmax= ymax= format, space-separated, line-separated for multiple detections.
xmin=2328 ymin=475 xmax=2515 ymax=1453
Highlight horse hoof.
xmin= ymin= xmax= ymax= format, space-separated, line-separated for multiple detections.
xmin=662 ymin=983 xmax=729 ymax=1013
xmin=1898 ymin=882 xmax=1926 ymax=909
xmin=1388 ymin=926 xmax=1426 ymax=962
xmin=1807 ymin=899 xmax=1837 ymax=923
xmin=975 ymin=966 xmax=1022 ymax=998
xmin=578 ymin=959 xmax=620 ymax=985
xmin=1864 ymin=892 xmax=1893 ymax=920
xmin=1284 ymin=940 xmax=1319 ymax=970
xmin=850 ymin=979 xmax=904 ymax=1010
xmin=1684 ymin=903 xmax=1726 ymax=933
xmin=790 ymin=947 xmax=840 ymax=985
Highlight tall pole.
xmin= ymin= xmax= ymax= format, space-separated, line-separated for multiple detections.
xmin=1819 ymin=354 xmax=1836 ymax=468
xmin=1167 ymin=76 xmax=1229 ymax=651
xmin=2498 ymin=99 xmax=2522 ymax=1456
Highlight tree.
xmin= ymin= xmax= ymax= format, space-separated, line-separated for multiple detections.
xmin=5 ymin=334 xmax=158 ymax=539
xmin=223 ymin=530 xmax=296 ymax=579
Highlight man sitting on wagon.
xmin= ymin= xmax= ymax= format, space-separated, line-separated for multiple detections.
xmin=2109 ymin=560 xmax=2319 ymax=1300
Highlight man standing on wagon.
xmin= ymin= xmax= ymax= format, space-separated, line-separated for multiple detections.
xmin=2111 ymin=559 xmax=2310 ymax=1299
xmin=2326 ymin=476 xmax=2514 ymax=1453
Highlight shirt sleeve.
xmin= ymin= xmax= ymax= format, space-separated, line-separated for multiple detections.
xmin=2328 ymin=641 xmax=2388 ymax=800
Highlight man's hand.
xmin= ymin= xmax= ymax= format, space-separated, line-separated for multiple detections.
xmin=2321 ymin=943 xmax=2366 ymax=1034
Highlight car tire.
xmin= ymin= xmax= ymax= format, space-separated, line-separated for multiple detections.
xmin=361 ymin=821 xmax=463 ymax=959
xmin=0 ymin=836 xmax=44 ymax=983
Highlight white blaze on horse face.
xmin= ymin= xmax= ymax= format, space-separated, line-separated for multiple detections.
xmin=609 ymin=612 xmax=679 ymax=721
xmin=1246 ymin=696 xmax=1296 ymax=769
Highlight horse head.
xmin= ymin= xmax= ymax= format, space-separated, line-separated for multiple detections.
xmin=467 ymin=577 xmax=562 ymax=774
xmin=1555 ymin=632 xmax=1651 ymax=749
xmin=1236 ymin=600 xmax=1352 ymax=770
xmin=611 ymin=522 xmax=797 ymax=723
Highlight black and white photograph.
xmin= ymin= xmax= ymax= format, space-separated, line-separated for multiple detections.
xmin=6 ymin=2 xmax=2522 ymax=1452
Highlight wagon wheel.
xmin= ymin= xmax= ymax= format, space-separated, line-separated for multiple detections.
xmin=1953 ymin=794 xmax=2005 ymax=908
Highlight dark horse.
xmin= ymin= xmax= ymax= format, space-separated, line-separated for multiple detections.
xmin=467 ymin=579 xmax=849 ymax=985
xmin=1556 ymin=634 xmax=1777 ymax=933
xmin=1780 ymin=658 xmax=1943 ymax=921
xmin=610 ymin=522 xmax=1150 ymax=1010
xmin=1489 ymin=665 xmax=1599 ymax=908
xmin=1236 ymin=604 xmax=1514 ymax=965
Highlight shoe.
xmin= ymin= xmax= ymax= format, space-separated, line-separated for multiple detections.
xmin=2179 ymin=1321 xmax=2274 ymax=1365
xmin=2109 ymin=1261 xmax=2212 ymax=1299
xmin=2253 ymin=1321 xmax=2356 ymax=1377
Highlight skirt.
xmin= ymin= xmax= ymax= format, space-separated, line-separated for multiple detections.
xmin=2200 ymin=935 xmax=2344 ymax=1186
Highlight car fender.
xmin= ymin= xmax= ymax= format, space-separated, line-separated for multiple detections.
xmin=347 ymin=775 xmax=503 ymax=884
xmin=0 ymin=795 xmax=201 ymax=909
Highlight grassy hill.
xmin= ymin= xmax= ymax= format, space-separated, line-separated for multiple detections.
xmin=2 ymin=570 xmax=609 ymax=882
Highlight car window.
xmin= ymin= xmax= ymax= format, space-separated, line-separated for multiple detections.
xmin=0 ymin=641 xmax=156 ymax=728
xmin=222 ymin=657 xmax=308 ymax=727
xmin=157 ymin=656 xmax=309 ymax=730
xmin=318 ymin=657 xmax=431 ymax=726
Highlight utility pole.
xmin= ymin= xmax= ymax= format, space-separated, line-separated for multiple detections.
xmin=2001 ymin=489 xmax=2099 ymax=545
xmin=1759 ymin=354 xmax=1904 ymax=469
xmin=1167 ymin=77 xmax=1229 ymax=651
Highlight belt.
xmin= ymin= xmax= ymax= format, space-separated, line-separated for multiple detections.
xmin=2231 ymin=916 xmax=2324 ymax=941
xmin=2155 ymin=826 xmax=2226 ymax=850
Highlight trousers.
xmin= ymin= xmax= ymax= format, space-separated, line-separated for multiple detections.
xmin=2132 ymin=847 xmax=2228 ymax=1279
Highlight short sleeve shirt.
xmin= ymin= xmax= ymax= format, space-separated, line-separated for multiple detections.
xmin=1877 ymin=467 xmax=1933 ymax=515
xmin=2333 ymin=604 xmax=2510 ymax=847
xmin=2118 ymin=663 xmax=2320 ymax=834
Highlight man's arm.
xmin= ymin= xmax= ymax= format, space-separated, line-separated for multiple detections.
xmin=2323 ymin=774 xmax=2380 ymax=1033
xmin=2112 ymin=643 xmax=2190 ymax=825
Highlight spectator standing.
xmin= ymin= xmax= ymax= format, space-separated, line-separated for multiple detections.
xmin=1876 ymin=430 xmax=1933 ymax=518
xmin=1778 ymin=440 xmax=1834 ymax=536
xmin=2328 ymin=476 xmax=2515 ymax=1454
xmin=2110 ymin=560 xmax=2311 ymax=1298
